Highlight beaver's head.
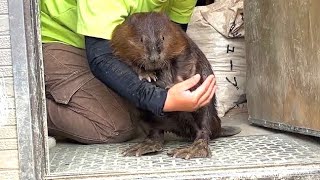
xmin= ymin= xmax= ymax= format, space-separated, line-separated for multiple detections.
xmin=111 ymin=12 xmax=188 ymax=71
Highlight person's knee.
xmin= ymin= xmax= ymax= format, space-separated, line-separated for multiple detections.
xmin=47 ymin=75 xmax=139 ymax=143
xmin=79 ymin=78 xmax=139 ymax=141
xmin=47 ymin=95 xmax=137 ymax=144
xmin=97 ymin=104 xmax=138 ymax=143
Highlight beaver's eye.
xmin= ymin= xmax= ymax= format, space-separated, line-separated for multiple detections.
xmin=162 ymin=36 xmax=165 ymax=41
xmin=140 ymin=37 xmax=143 ymax=42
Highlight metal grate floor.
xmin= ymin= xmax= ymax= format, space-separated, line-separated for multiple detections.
xmin=49 ymin=109 xmax=320 ymax=178
xmin=49 ymin=134 xmax=320 ymax=173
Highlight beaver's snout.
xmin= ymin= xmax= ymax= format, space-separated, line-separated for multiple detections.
xmin=149 ymin=46 xmax=160 ymax=63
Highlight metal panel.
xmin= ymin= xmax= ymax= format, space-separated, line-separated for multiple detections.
xmin=245 ymin=0 xmax=320 ymax=137
xmin=0 ymin=0 xmax=18 ymax=179
xmin=48 ymin=134 xmax=320 ymax=178
xmin=9 ymin=0 xmax=48 ymax=179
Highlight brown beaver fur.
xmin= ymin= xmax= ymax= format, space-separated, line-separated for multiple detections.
xmin=111 ymin=12 xmax=240 ymax=159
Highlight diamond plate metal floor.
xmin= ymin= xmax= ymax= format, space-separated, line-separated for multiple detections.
xmin=49 ymin=134 xmax=320 ymax=173
xmin=48 ymin=109 xmax=320 ymax=178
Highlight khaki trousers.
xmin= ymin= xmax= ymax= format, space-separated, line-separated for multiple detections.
xmin=43 ymin=43 xmax=136 ymax=144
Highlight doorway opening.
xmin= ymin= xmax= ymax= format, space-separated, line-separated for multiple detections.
xmin=12 ymin=0 xmax=320 ymax=179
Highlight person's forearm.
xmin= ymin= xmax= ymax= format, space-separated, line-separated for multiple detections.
xmin=85 ymin=36 xmax=167 ymax=116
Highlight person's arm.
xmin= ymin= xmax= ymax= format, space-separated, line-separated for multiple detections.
xmin=85 ymin=36 xmax=167 ymax=116
xmin=85 ymin=36 xmax=217 ymax=115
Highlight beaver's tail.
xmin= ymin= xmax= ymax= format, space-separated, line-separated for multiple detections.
xmin=220 ymin=126 xmax=241 ymax=137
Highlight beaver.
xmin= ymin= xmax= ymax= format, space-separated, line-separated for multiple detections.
xmin=111 ymin=12 xmax=241 ymax=159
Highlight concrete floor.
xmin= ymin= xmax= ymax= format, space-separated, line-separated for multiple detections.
xmin=48 ymin=106 xmax=320 ymax=179
xmin=221 ymin=107 xmax=280 ymax=137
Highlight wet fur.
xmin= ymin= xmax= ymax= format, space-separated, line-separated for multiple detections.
xmin=111 ymin=12 xmax=236 ymax=158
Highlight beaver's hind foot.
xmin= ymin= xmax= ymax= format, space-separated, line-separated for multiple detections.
xmin=122 ymin=138 xmax=164 ymax=157
xmin=167 ymin=139 xmax=211 ymax=159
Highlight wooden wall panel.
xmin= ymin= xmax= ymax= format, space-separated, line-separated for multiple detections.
xmin=245 ymin=0 xmax=320 ymax=136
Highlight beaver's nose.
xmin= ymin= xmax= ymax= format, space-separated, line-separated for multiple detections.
xmin=150 ymin=47 xmax=159 ymax=63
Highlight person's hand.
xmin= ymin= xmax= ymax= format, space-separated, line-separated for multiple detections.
xmin=163 ymin=74 xmax=217 ymax=112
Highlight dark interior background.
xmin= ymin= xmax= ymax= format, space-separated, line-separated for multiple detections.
xmin=196 ymin=0 xmax=215 ymax=6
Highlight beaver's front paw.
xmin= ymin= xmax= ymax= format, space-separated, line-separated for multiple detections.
xmin=138 ymin=72 xmax=157 ymax=82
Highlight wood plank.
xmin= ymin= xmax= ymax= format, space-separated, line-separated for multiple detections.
xmin=0 ymin=139 xmax=17 ymax=150
xmin=0 ymin=125 xmax=17 ymax=139
xmin=0 ymin=35 xmax=10 ymax=48
xmin=0 ymin=0 xmax=8 ymax=14
xmin=0 ymin=78 xmax=15 ymax=127
xmin=281 ymin=0 xmax=320 ymax=130
xmin=7 ymin=97 xmax=15 ymax=108
xmin=0 ymin=65 xmax=12 ymax=77
xmin=0 ymin=150 xmax=19 ymax=169
xmin=0 ymin=14 xmax=9 ymax=35
xmin=0 ymin=170 xmax=19 ymax=180
xmin=0 ymin=49 xmax=11 ymax=65
xmin=1 ymin=77 xmax=14 ymax=97
xmin=6 ymin=109 xmax=17 ymax=126
xmin=0 ymin=109 xmax=17 ymax=126
xmin=0 ymin=96 xmax=15 ymax=110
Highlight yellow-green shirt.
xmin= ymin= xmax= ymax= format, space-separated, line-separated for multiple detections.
xmin=41 ymin=0 xmax=197 ymax=49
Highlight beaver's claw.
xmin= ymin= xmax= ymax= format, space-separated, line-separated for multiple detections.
xmin=167 ymin=139 xmax=211 ymax=159
xmin=122 ymin=138 xmax=164 ymax=157
xmin=139 ymin=72 xmax=157 ymax=82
